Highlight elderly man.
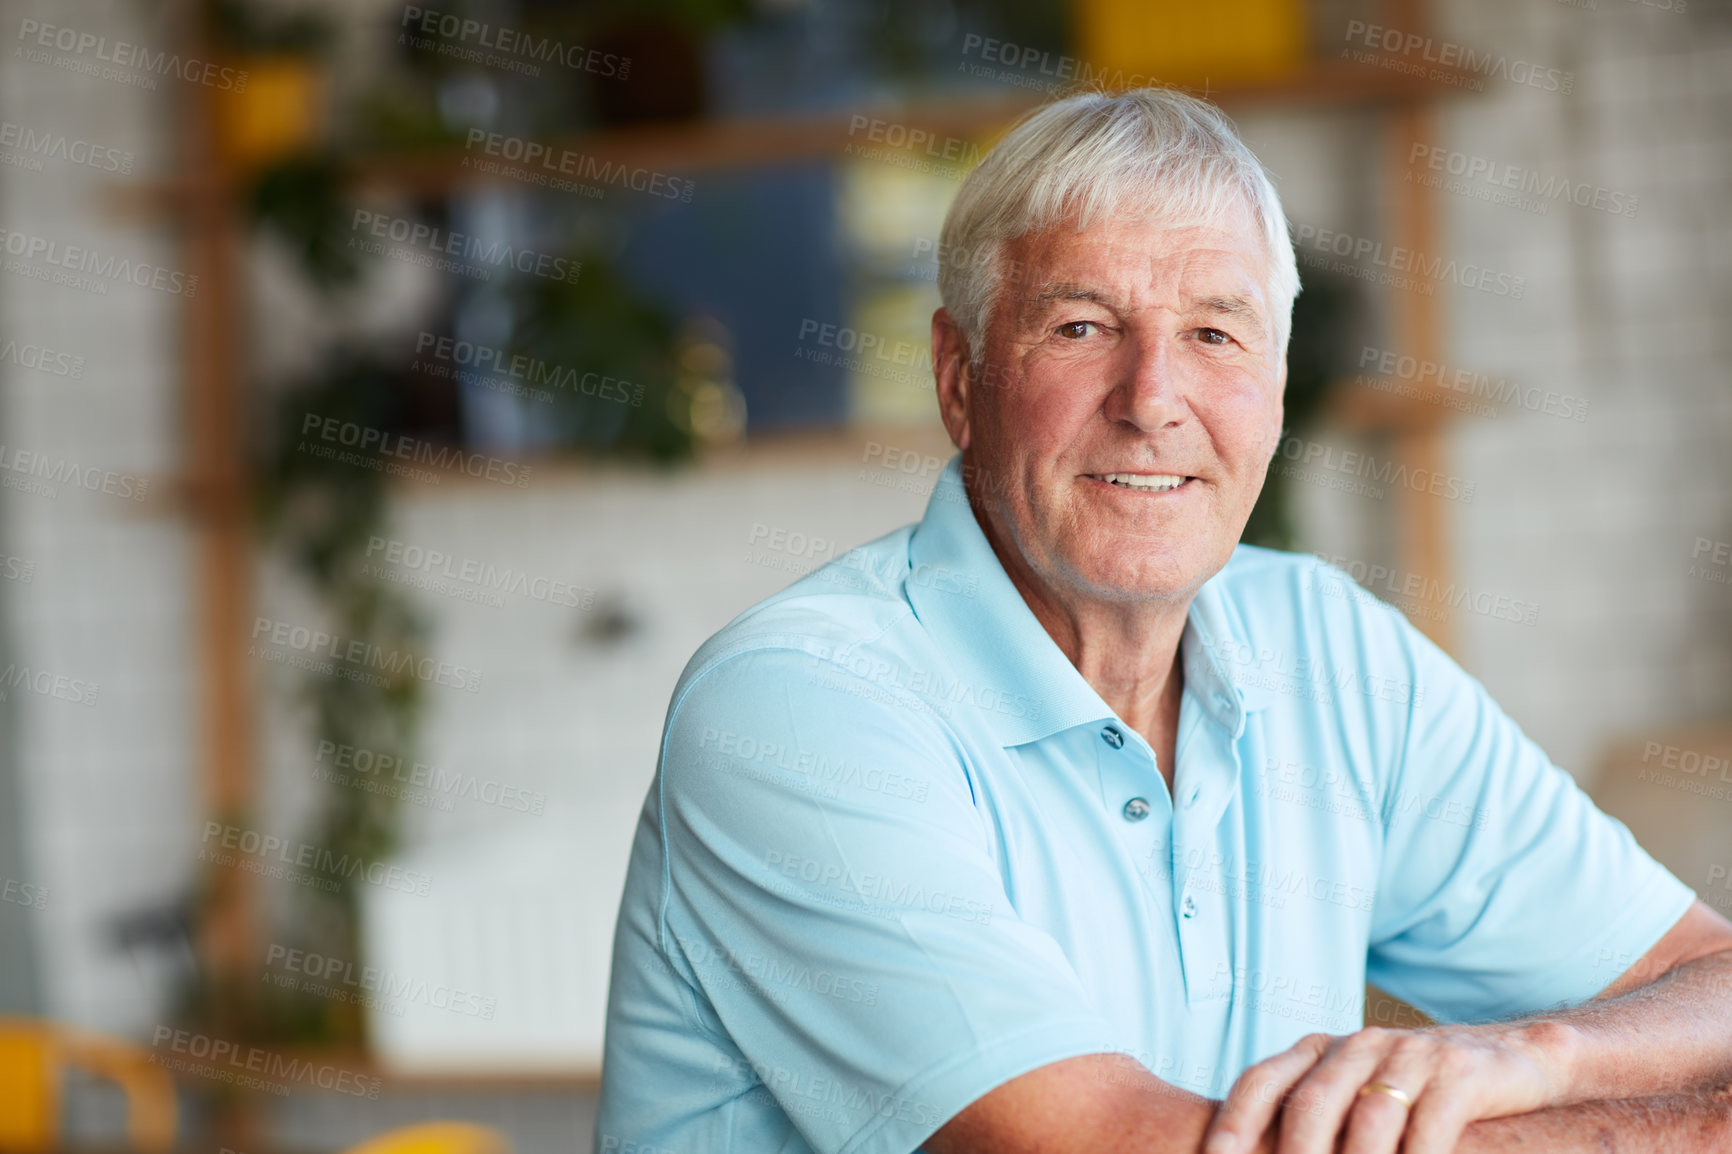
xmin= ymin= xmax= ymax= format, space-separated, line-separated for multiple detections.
xmin=596 ymin=88 xmax=1732 ymax=1154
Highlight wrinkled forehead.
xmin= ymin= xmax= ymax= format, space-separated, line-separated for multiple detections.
xmin=1002 ymin=202 xmax=1276 ymax=314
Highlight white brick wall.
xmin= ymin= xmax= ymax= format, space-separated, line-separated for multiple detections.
xmin=0 ymin=0 xmax=197 ymax=1033
xmin=5 ymin=0 xmax=1730 ymax=1065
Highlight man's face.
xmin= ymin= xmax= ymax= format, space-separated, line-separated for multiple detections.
xmin=936 ymin=203 xmax=1287 ymax=608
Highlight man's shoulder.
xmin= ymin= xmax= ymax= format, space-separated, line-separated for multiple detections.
xmin=1202 ymin=543 xmax=1435 ymax=713
xmin=672 ymin=524 xmax=932 ymax=708
xmin=1203 ymin=543 xmax=1420 ymax=666
xmin=1213 ymin=543 xmax=1406 ymax=625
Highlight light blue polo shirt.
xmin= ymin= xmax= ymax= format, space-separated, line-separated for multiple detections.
xmin=596 ymin=455 xmax=1694 ymax=1154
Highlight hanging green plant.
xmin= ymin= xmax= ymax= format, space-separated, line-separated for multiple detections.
xmin=1241 ymin=269 xmax=1358 ymax=550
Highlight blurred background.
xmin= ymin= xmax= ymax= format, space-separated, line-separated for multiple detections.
xmin=1 ymin=0 xmax=1730 ymax=1150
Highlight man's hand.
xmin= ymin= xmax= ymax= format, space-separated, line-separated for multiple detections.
xmin=1202 ymin=1021 xmax=1576 ymax=1154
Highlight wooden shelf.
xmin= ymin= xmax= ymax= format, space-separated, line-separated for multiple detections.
xmin=1328 ymin=374 xmax=1506 ymax=434
xmin=347 ymin=59 xmax=1482 ymax=197
xmin=108 ymin=56 xmax=1482 ymax=217
xmin=268 ymin=1050 xmax=602 ymax=1092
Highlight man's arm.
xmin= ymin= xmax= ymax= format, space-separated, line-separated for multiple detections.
xmin=923 ymin=1053 xmax=1281 ymax=1154
xmin=928 ymin=904 xmax=1732 ymax=1154
xmin=923 ymin=1054 xmax=1732 ymax=1154
xmin=1562 ymin=901 xmax=1732 ymax=1099
xmin=1201 ymin=901 xmax=1732 ymax=1154
xmin=1454 ymin=1086 xmax=1732 ymax=1154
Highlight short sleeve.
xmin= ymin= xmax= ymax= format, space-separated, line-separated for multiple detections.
xmin=1366 ymin=619 xmax=1697 ymax=1022
xmin=654 ymin=646 xmax=1126 ymax=1154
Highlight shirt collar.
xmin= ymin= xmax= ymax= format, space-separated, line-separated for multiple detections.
xmin=904 ymin=456 xmax=1272 ymax=748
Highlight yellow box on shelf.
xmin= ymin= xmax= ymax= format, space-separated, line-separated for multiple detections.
xmin=1073 ymin=0 xmax=1307 ymax=90
xmin=213 ymin=55 xmax=324 ymax=171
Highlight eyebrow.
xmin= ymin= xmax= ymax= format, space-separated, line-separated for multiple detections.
xmin=1197 ymin=295 xmax=1264 ymax=326
xmin=1030 ymin=282 xmax=1112 ymax=307
xmin=1028 ymin=284 xmax=1265 ymax=326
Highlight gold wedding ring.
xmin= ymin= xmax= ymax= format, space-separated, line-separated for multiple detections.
xmin=1358 ymin=1082 xmax=1414 ymax=1109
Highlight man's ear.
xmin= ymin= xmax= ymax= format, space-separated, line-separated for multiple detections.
xmin=931 ymin=308 xmax=972 ymax=452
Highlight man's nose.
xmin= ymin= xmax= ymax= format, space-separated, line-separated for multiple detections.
xmin=1102 ymin=336 xmax=1187 ymax=431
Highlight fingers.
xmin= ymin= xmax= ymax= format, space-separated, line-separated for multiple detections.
xmin=1390 ymin=1091 xmax=1474 ymax=1154
xmin=1274 ymin=1029 xmax=1410 ymax=1154
xmin=1335 ymin=1041 xmax=1431 ymax=1154
xmin=1213 ymin=1025 xmax=1546 ymax=1154
xmin=1203 ymin=1033 xmax=1335 ymax=1154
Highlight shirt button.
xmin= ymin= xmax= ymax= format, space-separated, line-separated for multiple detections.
xmin=1101 ymin=725 xmax=1125 ymax=749
xmin=1122 ymin=797 xmax=1151 ymax=822
xmin=1181 ymin=894 xmax=1197 ymax=918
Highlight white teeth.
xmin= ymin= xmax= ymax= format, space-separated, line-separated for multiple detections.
xmin=1099 ymin=472 xmax=1187 ymax=492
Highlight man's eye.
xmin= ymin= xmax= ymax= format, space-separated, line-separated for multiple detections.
xmin=1057 ymin=321 xmax=1098 ymax=339
xmin=1197 ymin=327 xmax=1231 ymax=345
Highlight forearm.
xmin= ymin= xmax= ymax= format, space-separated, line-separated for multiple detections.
xmin=1456 ymin=1085 xmax=1732 ymax=1154
xmin=1528 ymin=947 xmax=1732 ymax=1102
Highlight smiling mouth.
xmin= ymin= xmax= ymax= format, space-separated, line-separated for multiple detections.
xmin=1090 ymin=472 xmax=1192 ymax=493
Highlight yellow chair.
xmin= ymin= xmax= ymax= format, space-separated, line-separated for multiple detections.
xmin=344 ymin=1122 xmax=512 ymax=1154
xmin=0 ymin=1017 xmax=177 ymax=1153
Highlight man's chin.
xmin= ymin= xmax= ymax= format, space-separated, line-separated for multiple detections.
xmin=1061 ymin=556 xmax=1208 ymax=605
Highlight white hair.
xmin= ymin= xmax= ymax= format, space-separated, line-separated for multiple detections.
xmin=937 ymin=87 xmax=1301 ymax=366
